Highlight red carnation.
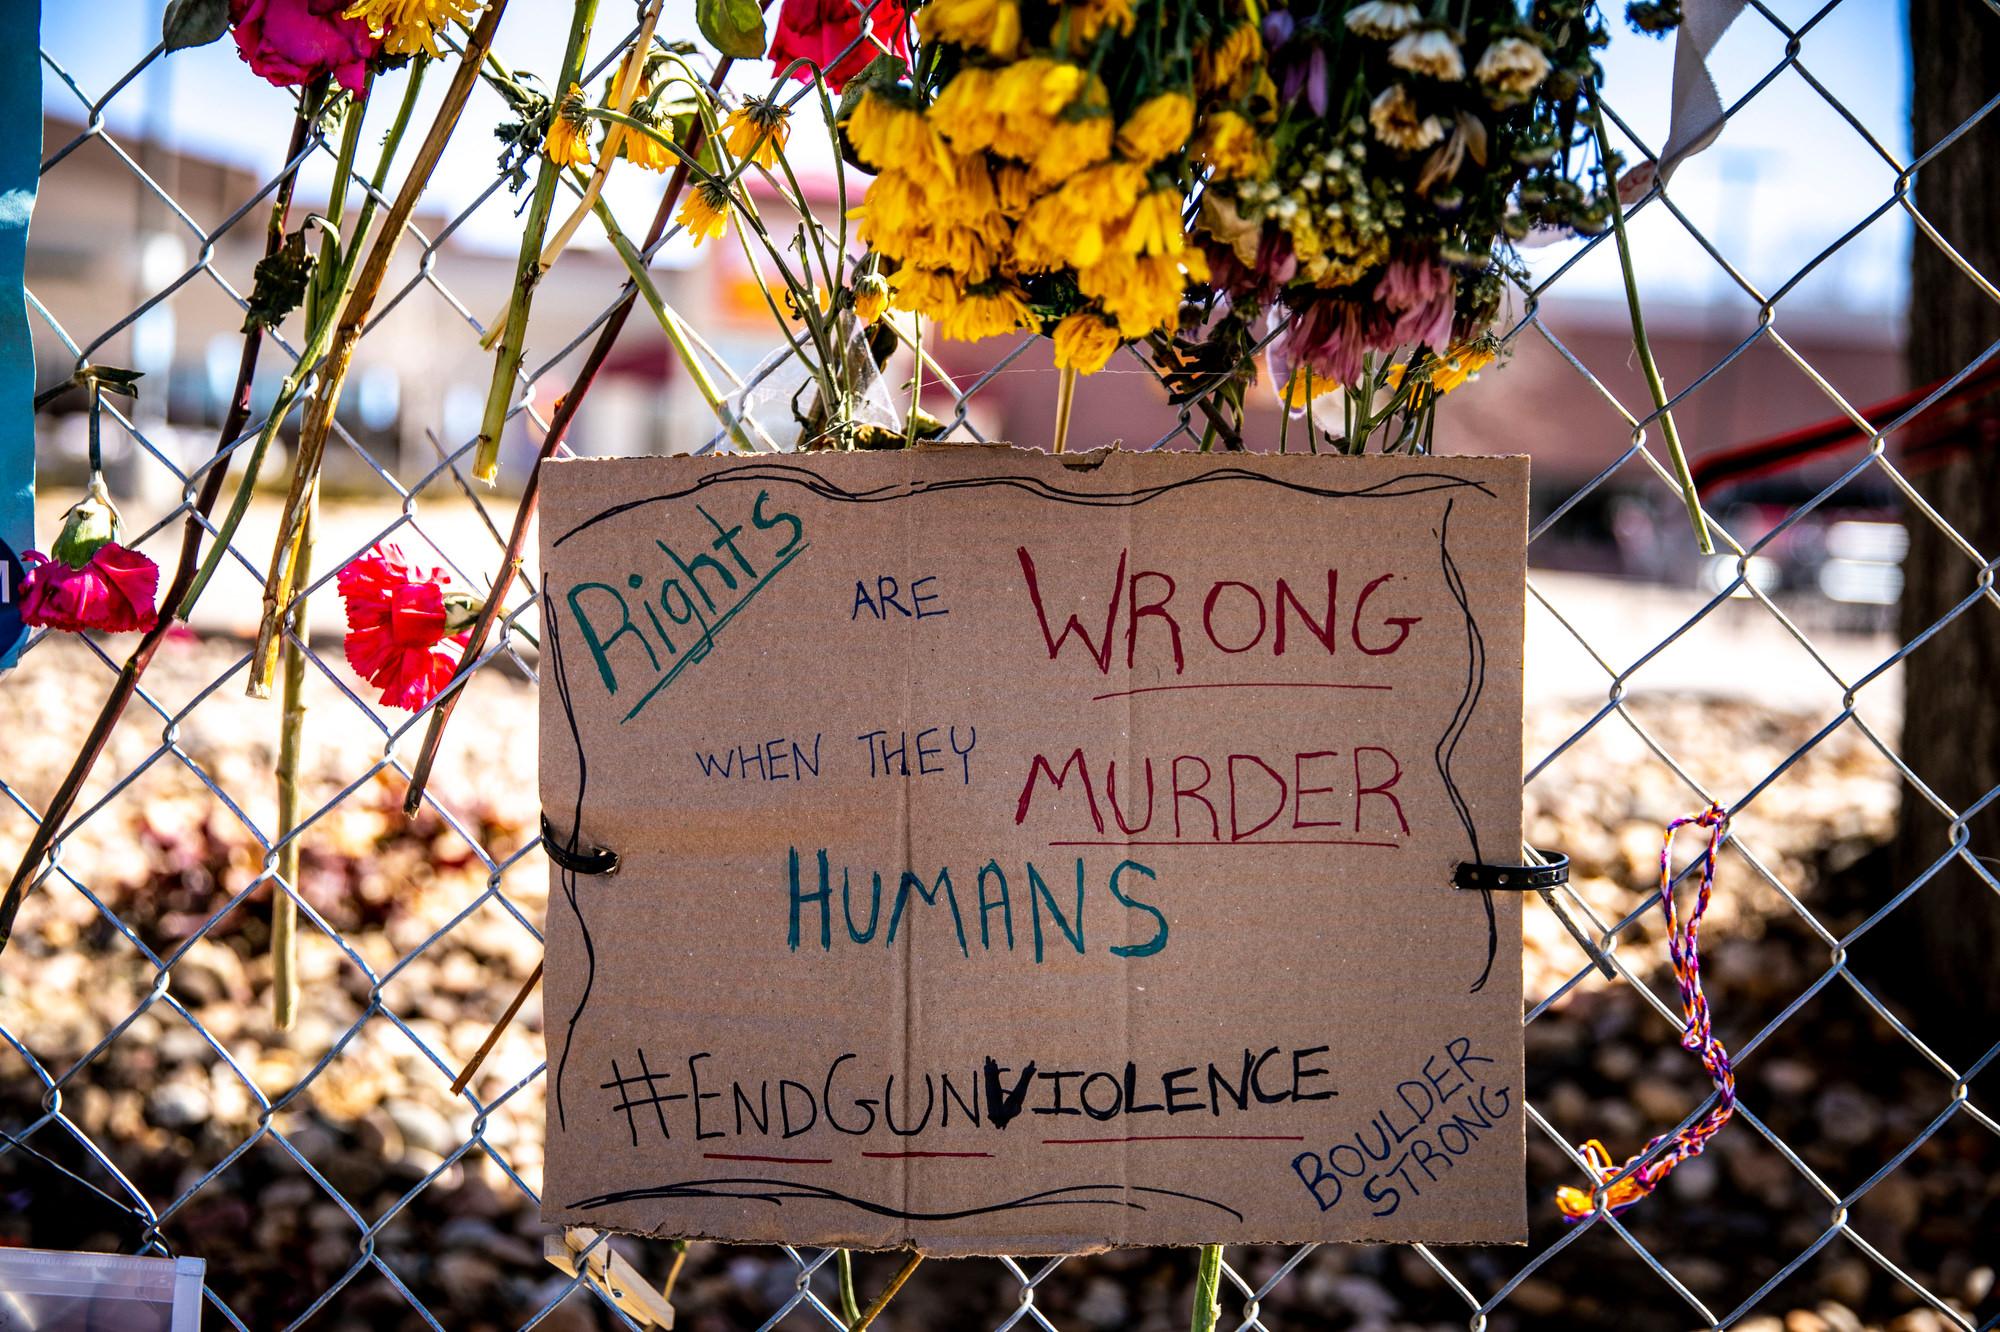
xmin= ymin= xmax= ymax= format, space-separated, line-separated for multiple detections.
xmin=337 ymin=543 xmax=478 ymax=711
xmin=230 ymin=0 xmax=379 ymax=95
xmin=19 ymin=543 xmax=161 ymax=634
xmin=769 ymin=0 xmax=911 ymax=91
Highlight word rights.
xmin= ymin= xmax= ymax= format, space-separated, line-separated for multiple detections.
xmin=539 ymin=447 xmax=1530 ymax=1254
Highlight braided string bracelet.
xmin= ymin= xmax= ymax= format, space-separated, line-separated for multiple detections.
xmin=1556 ymin=802 xmax=1736 ymax=1220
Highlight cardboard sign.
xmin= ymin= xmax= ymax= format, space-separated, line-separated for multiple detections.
xmin=539 ymin=448 xmax=1529 ymax=1254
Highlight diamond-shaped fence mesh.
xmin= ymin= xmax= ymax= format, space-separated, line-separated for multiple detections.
xmin=2 ymin=3 xmax=1996 ymax=1330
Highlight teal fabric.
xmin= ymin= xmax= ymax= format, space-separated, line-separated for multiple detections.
xmin=0 ymin=0 xmax=37 ymax=666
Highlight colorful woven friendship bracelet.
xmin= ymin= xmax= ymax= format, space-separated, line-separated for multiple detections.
xmin=1555 ymin=802 xmax=1736 ymax=1221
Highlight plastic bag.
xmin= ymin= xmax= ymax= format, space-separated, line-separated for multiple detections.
xmin=0 ymin=1248 xmax=204 ymax=1331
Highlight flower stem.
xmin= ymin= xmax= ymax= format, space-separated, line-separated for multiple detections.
xmin=180 ymin=64 xmax=422 ymax=617
xmin=1587 ymin=99 xmax=1712 ymax=555
xmin=477 ymin=0 xmax=665 ymax=348
xmin=248 ymin=0 xmax=513 ymax=697
xmin=398 ymin=55 xmax=734 ymax=819
xmin=836 ymin=1250 xmax=861 ymax=1327
xmin=0 ymin=94 xmax=317 ymax=957
xmin=470 ymin=0 xmax=602 ymax=485
xmin=849 ymin=1252 xmax=922 ymax=1331
xmin=1190 ymin=1244 xmax=1223 ymax=1332
xmin=1053 ymin=365 xmax=1078 ymax=454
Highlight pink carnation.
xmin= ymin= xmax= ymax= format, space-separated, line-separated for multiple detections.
xmin=230 ymin=0 xmax=378 ymax=95
xmin=1377 ymin=249 xmax=1456 ymax=354
xmin=19 ymin=544 xmax=161 ymax=634
xmin=337 ymin=543 xmax=470 ymax=711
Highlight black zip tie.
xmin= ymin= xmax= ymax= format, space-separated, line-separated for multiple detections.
xmin=1454 ymin=851 xmax=1570 ymax=892
xmin=541 ymin=814 xmax=619 ymax=876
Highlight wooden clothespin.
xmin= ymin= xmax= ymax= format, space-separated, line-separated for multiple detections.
xmin=543 ymin=1226 xmax=675 ymax=1328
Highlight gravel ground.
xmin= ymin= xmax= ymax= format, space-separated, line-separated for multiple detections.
xmin=0 ymin=629 xmax=1991 ymax=1332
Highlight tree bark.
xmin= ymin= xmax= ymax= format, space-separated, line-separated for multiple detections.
xmin=1893 ymin=0 xmax=2000 ymax=1052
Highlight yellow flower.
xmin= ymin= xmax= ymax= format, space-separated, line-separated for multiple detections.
xmin=1030 ymin=111 xmax=1113 ymax=190
xmin=1115 ymin=90 xmax=1195 ymax=164
xmin=890 ymin=266 xmax=961 ymax=315
xmin=343 ymin=0 xmax=478 ymax=58
xmin=1065 ymin=0 xmax=1135 ymax=43
xmin=1282 ymin=368 xmax=1341 ymax=409
xmin=1194 ymin=110 xmax=1270 ymax=179
xmin=1431 ymin=343 xmax=1497 ymax=394
xmin=1016 ymin=161 xmax=1144 ymax=270
xmin=544 ymin=86 xmax=592 ymax=169
xmin=1052 ymin=311 xmax=1122 ymax=374
xmin=993 ymin=163 xmax=1034 ymax=218
xmin=992 ymin=58 xmax=1089 ymax=120
xmin=848 ymin=92 xmax=957 ymax=180
xmin=1201 ymin=21 xmax=1264 ymax=95
xmin=929 ymin=68 xmax=1003 ymax=152
xmin=1121 ymin=188 xmax=1186 ymax=258
xmin=939 ymin=282 xmax=1036 ymax=341
xmin=677 ymin=180 xmax=733 ymax=247
xmin=617 ymin=116 xmax=675 ymax=172
xmin=852 ymin=272 xmax=892 ymax=325
xmin=1077 ymin=252 xmax=1187 ymax=337
xmin=724 ymin=98 xmax=791 ymax=170
xmin=917 ymin=0 xmax=1022 ymax=57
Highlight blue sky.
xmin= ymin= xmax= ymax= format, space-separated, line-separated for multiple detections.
xmin=40 ymin=0 xmax=1913 ymax=318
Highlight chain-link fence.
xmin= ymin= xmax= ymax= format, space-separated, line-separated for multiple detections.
xmin=3 ymin=3 xmax=1996 ymax=1330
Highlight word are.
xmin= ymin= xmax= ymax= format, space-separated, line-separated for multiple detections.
xmin=1017 ymin=546 xmax=1421 ymax=675
xmin=1290 ymin=1037 xmax=1513 ymax=1217
xmin=851 ymin=573 xmax=948 ymax=621
xmin=786 ymin=848 xmax=1169 ymax=960
xmin=602 ymin=1044 xmax=1335 ymax=1146
xmin=1015 ymin=745 xmax=1410 ymax=841
xmin=694 ymin=734 xmax=823 ymax=782
xmin=856 ymin=725 xmax=977 ymax=784
xmin=563 ymin=489 xmax=806 ymax=711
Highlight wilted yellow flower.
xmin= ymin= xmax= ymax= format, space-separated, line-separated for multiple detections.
xmin=939 ymin=282 xmax=1036 ymax=341
xmin=1283 ymin=367 xmax=1341 ymax=409
xmin=993 ymin=163 xmax=1034 ymax=218
xmin=918 ymin=0 xmax=1022 ymax=57
xmin=724 ymin=98 xmax=791 ymax=170
xmin=1052 ymin=311 xmax=1121 ymax=373
xmin=1115 ymin=90 xmax=1195 ymax=164
xmin=1194 ymin=110 xmax=1270 ymax=179
xmin=1121 ymin=188 xmax=1186 ymax=258
xmin=343 ymin=0 xmax=478 ymax=58
xmin=617 ymin=116 xmax=675 ymax=172
xmin=1065 ymin=0 xmax=1135 ymax=43
xmin=929 ymin=68 xmax=1003 ymax=152
xmin=1077 ymin=251 xmax=1188 ymax=337
xmin=1030 ymin=111 xmax=1114 ymax=190
xmin=677 ymin=180 xmax=733 ymax=247
xmin=852 ymin=272 xmax=892 ymax=325
xmin=891 ymin=266 xmax=960 ymax=314
xmin=848 ymin=93 xmax=957 ymax=179
xmin=1431 ymin=343 xmax=1497 ymax=393
xmin=1201 ymin=22 xmax=1264 ymax=94
xmin=992 ymin=58 xmax=1089 ymax=120
xmin=544 ymin=86 xmax=592 ymax=168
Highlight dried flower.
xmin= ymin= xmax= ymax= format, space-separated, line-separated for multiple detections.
xmin=770 ymin=0 xmax=912 ymax=90
xmin=1368 ymin=84 xmax=1447 ymax=150
xmin=1051 ymin=311 xmax=1122 ymax=374
xmin=1343 ymin=0 xmax=1419 ymax=40
xmin=1474 ymin=36 xmax=1552 ymax=100
xmin=918 ymin=0 xmax=1022 ymax=58
xmin=1195 ymin=109 xmax=1272 ymax=179
xmin=18 ymin=480 xmax=160 ymax=635
xmin=724 ymin=97 xmax=792 ymax=170
xmin=544 ymin=86 xmax=592 ymax=168
xmin=677 ymin=180 xmax=734 ymax=247
xmin=341 ymin=0 xmax=478 ymax=58
xmin=852 ymin=271 xmax=891 ymax=324
xmin=1376 ymin=248 xmax=1455 ymax=351
xmin=1115 ymin=90 xmax=1196 ymax=165
xmin=1388 ymin=26 xmax=1465 ymax=81
xmin=337 ymin=543 xmax=477 ymax=711
xmin=229 ymin=0 xmax=378 ymax=94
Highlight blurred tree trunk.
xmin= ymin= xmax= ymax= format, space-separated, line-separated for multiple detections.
xmin=1893 ymin=0 xmax=2000 ymax=1048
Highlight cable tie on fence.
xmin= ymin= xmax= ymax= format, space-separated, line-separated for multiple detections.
xmin=540 ymin=814 xmax=618 ymax=876
xmin=1453 ymin=851 xmax=1570 ymax=892
xmin=1555 ymin=802 xmax=1735 ymax=1221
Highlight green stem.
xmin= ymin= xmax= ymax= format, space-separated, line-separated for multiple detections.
xmin=836 ymin=1250 xmax=861 ymax=1327
xmin=1588 ymin=99 xmax=1712 ymax=555
xmin=471 ymin=0 xmax=603 ymax=485
xmin=179 ymin=64 xmax=422 ymax=617
xmin=1190 ymin=1244 xmax=1223 ymax=1332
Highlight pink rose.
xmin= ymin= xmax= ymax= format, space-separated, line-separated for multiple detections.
xmin=230 ymin=0 xmax=379 ymax=95
xmin=19 ymin=543 xmax=161 ymax=634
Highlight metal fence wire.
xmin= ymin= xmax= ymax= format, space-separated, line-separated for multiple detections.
xmin=4 ymin=3 xmax=1998 ymax=1331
